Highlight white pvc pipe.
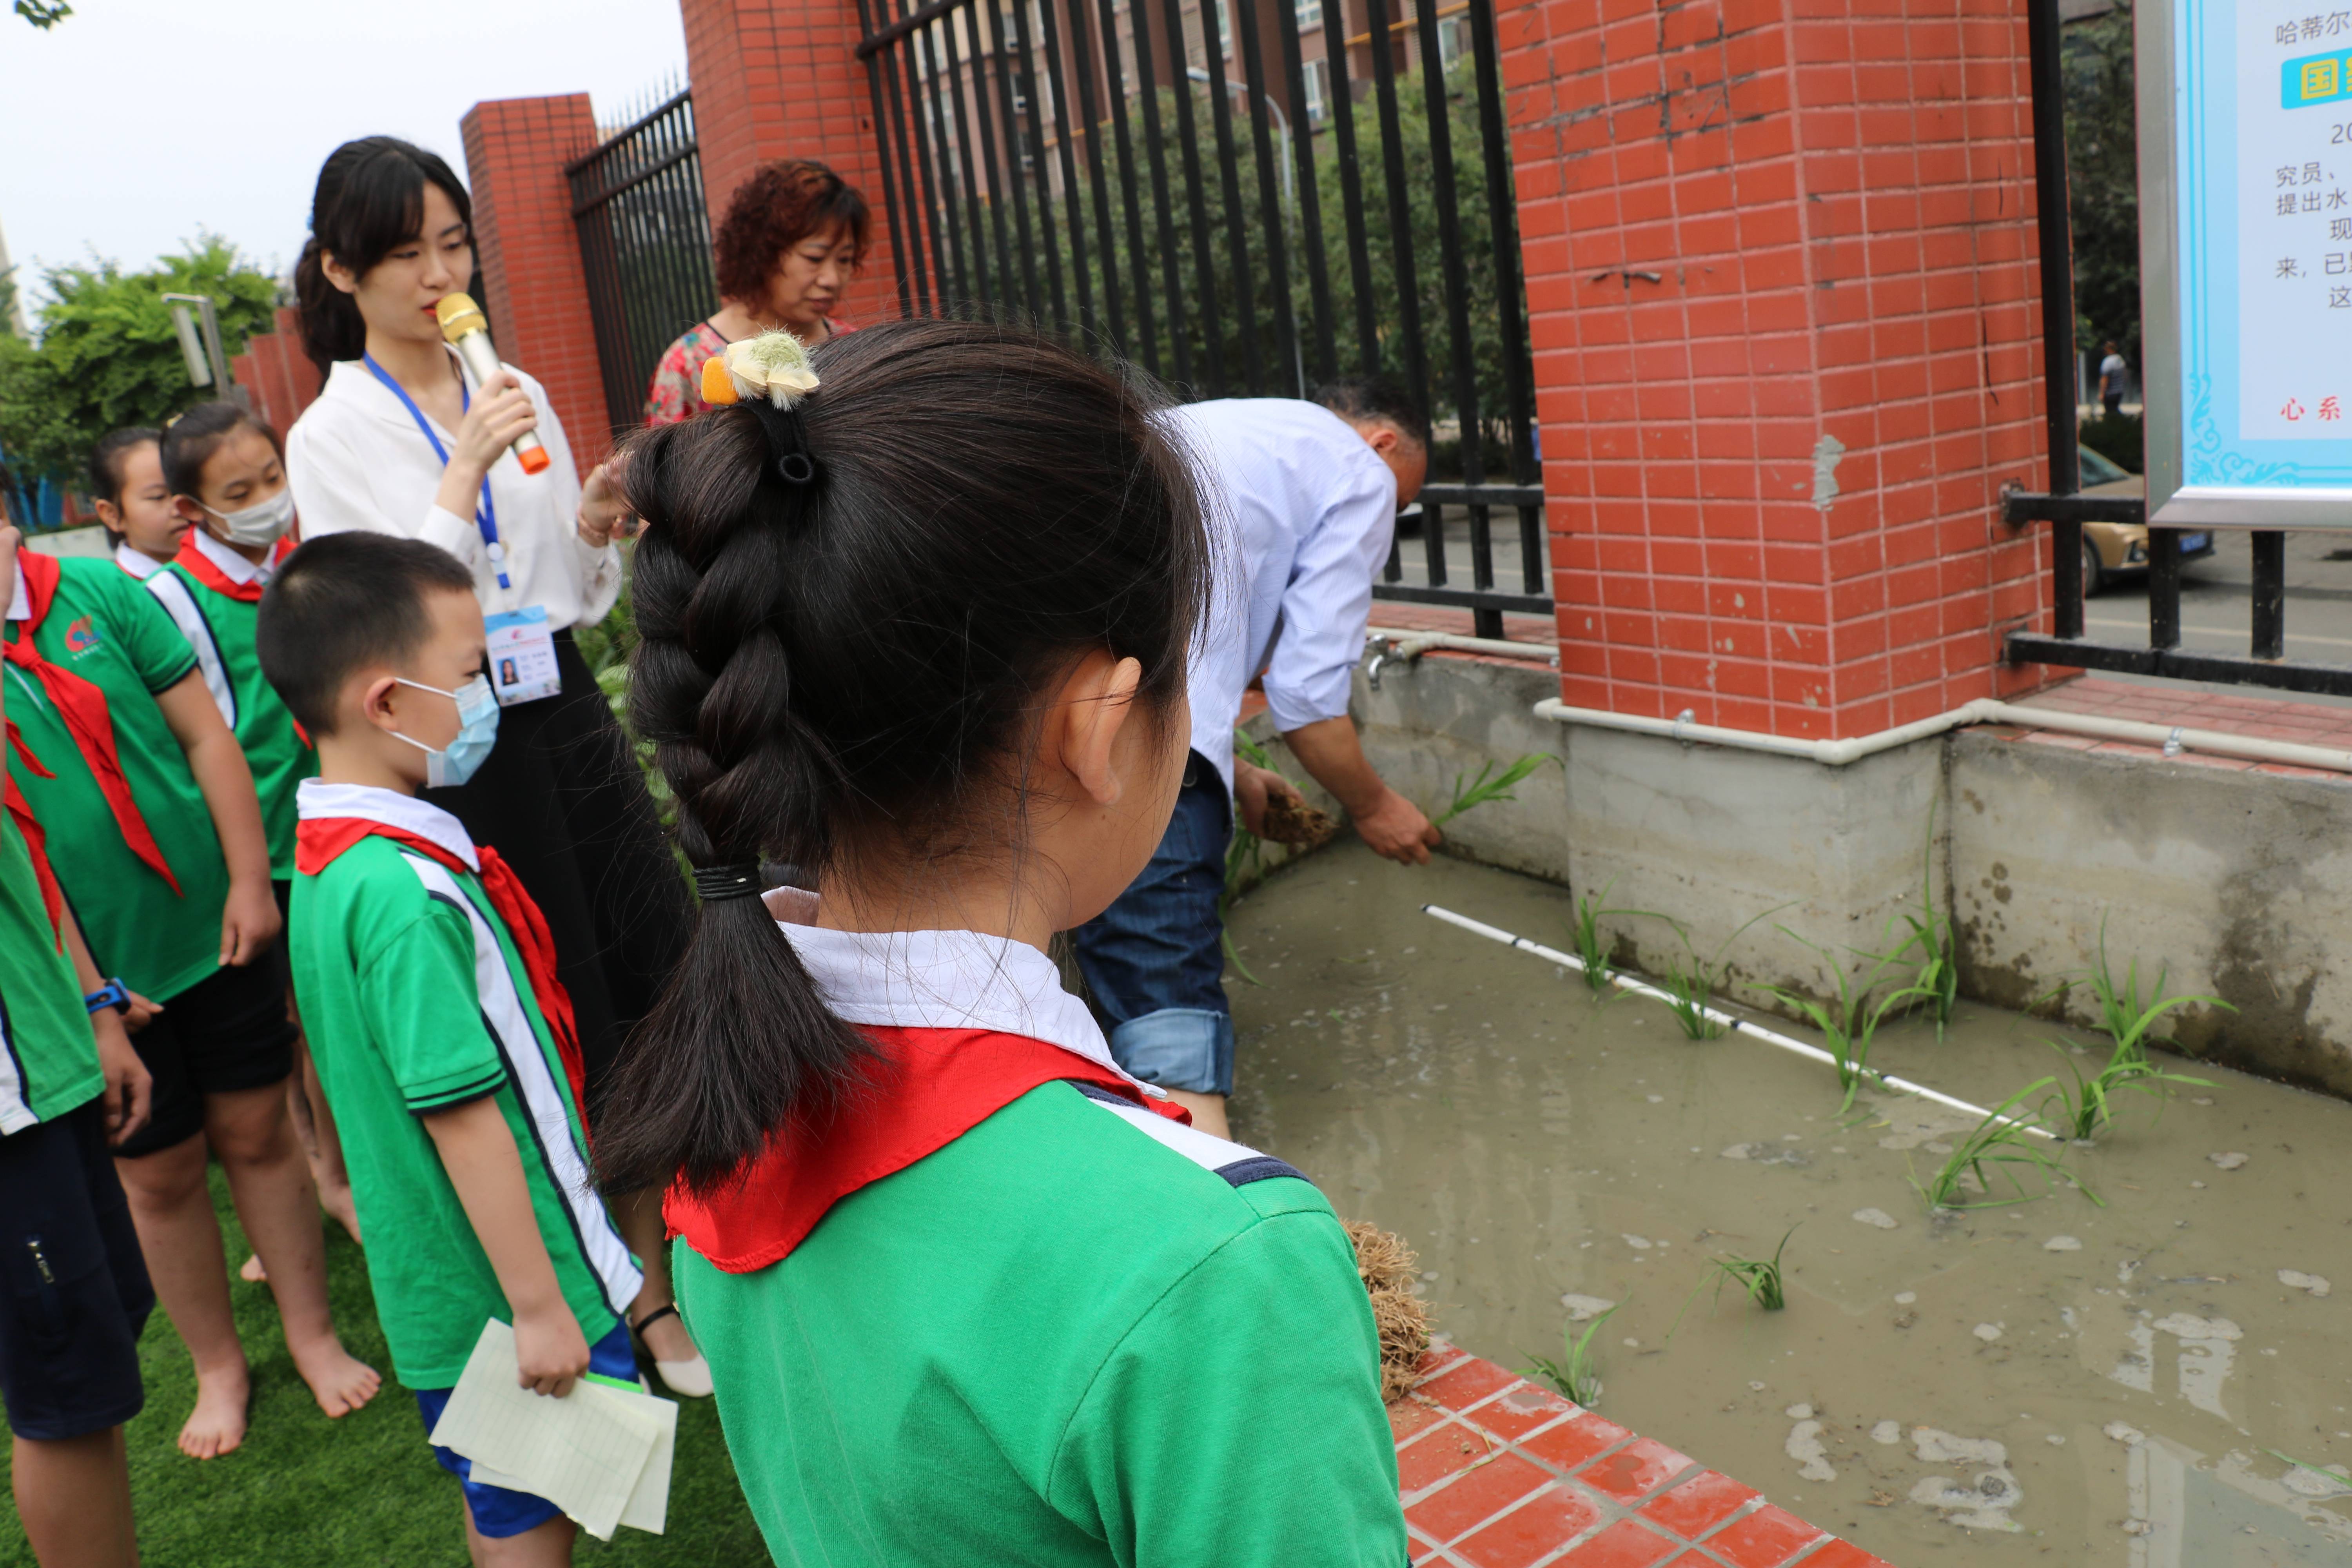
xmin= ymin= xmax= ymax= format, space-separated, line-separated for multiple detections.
xmin=1533 ymin=695 xmax=2352 ymax=775
xmin=1370 ymin=629 xmax=1560 ymax=663
xmin=1421 ymin=904 xmax=2056 ymax=1138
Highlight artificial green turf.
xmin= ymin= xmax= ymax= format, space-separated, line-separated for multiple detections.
xmin=0 ymin=1167 xmax=771 ymax=1566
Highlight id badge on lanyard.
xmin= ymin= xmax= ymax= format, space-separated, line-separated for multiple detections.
xmin=363 ymin=353 xmax=556 ymax=707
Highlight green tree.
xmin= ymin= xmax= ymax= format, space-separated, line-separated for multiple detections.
xmin=14 ymin=0 xmax=71 ymax=28
xmin=2065 ymin=0 xmax=2138 ymax=361
xmin=0 ymin=236 xmax=280 ymax=492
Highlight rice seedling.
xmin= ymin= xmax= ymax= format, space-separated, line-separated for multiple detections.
xmin=1524 ymin=1302 xmax=1618 ymax=1406
xmin=1659 ymin=904 xmax=1789 ymax=1039
xmin=2040 ymin=1038 xmax=2212 ymax=1142
xmin=1869 ymin=806 xmax=1959 ymax=1037
xmin=1566 ymin=878 xmax=1668 ymax=996
xmin=1668 ymin=1228 xmax=1798 ymax=1340
xmin=1433 ymin=753 xmax=1559 ymax=826
xmin=1768 ymin=931 xmax=1931 ymax=1112
xmin=1908 ymin=1079 xmax=2099 ymax=1212
xmin=2079 ymin=914 xmax=2235 ymax=1063
xmin=2266 ymin=1449 xmax=2352 ymax=1492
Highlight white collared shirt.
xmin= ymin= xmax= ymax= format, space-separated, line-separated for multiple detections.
xmin=1164 ymin=399 xmax=1397 ymax=791
xmin=295 ymin=778 xmax=481 ymax=870
xmin=114 ymin=545 xmax=164 ymax=580
xmin=285 ymin=351 xmax=621 ymax=632
xmin=187 ymin=526 xmax=273 ymax=587
xmin=770 ymin=902 xmax=1147 ymax=1091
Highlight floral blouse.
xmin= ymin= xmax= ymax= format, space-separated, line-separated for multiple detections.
xmin=642 ymin=318 xmax=854 ymax=426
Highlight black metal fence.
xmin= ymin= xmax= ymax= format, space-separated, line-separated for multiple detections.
xmin=568 ymin=91 xmax=721 ymax=436
xmin=2006 ymin=0 xmax=2351 ymax=698
xmin=854 ymin=0 xmax=1548 ymax=635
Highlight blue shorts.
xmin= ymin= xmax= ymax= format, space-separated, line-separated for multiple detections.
xmin=414 ymin=1321 xmax=638 ymax=1538
xmin=1073 ymin=752 xmax=1236 ymax=1095
xmin=0 ymin=1098 xmax=153 ymax=1441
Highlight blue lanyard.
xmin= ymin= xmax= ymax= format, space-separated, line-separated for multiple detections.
xmin=362 ymin=353 xmax=510 ymax=590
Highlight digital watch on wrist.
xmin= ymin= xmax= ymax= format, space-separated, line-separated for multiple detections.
xmin=83 ymin=978 xmax=132 ymax=1016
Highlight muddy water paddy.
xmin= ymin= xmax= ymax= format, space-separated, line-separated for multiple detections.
xmin=1225 ymin=844 xmax=2352 ymax=1566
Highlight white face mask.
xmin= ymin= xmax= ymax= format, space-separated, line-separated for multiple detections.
xmin=205 ymin=486 xmax=295 ymax=547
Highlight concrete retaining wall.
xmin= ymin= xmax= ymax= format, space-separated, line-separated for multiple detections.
xmin=1252 ymin=651 xmax=2352 ymax=1099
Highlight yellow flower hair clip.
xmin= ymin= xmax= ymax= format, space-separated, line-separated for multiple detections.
xmin=699 ymin=330 xmax=821 ymax=410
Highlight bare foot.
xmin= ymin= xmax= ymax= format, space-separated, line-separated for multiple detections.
xmin=636 ymin=1307 xmax=698 ymax=1365
xmin=180 ymin=1362 xmax=250 ymax=1460
xmin=288 ymin=1336 xmax=381 ymax=1418
xmin=318 ymin=1184 xmax=362 ymax=1247
xmin=240 ymin=1252 xmax=267 ymax=1283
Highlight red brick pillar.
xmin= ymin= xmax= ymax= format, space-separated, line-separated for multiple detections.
xmin=1499 ymin=0 xmax=2054 ymax=738
xmin=460 ymin=94 xmax=613 ymax=472
xmin=682 ymin=0 xmax=901 ymax=326
xmin=230 ymin=307 xmax=324 ymax=445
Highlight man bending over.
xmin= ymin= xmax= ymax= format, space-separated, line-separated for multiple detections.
xmin=1075 ymin=378 xmax=1439 ymax=1138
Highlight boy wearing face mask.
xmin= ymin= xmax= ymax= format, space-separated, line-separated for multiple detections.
xmin=260 ymin=532 xmax=637 ymax=1566
xmin=7 ymin=432 xmax=379 ymax=1461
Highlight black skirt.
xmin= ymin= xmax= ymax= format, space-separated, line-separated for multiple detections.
xmin=425 ymin=630 xmax=688 ymax=1100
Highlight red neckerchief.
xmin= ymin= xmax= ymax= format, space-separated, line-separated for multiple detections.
xmin=4 ymin=723 xmax=64 ymax=947
xmin=296 ymin=817 xmax=589 ymax=1123
xmin=667 ymin=1026 xmax=1189 ymax=1274
xmin=4 ymin=552 xmax=182 ymax=895
xmin=171 ymin=533 xmax=265 ymax=604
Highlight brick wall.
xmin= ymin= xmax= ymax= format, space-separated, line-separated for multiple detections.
xmin=1499 ymin=0 xmax=2056 ymax=739
xmin=230 ymin=307 xmax=324 ymax=445
xmin=461 ymin=94 xmax=613 ymax=474
xmin=681 ymin=0 xmax=902 ymax=327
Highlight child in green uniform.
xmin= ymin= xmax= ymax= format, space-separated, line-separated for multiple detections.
xmin=2 ymin=525 xmax=377 ymax=1461
xmin=257 ymin=532 xmax=642 ymax=1567
xmin=87 ymin=426 xmax=187 ymax=579
xmin=593 ymin=320 xmax=1408 ymax=1566
xmin=0 ymin=521 xmax=156 ymax=1568
xmin=155 ymin=404 xmax=359 ymax=1263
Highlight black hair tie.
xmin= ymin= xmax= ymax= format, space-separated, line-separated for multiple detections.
xmin=748 ymin=401 xmax=817 ymax=487
xmin=694 ymin=863 xmax=765 ymax=902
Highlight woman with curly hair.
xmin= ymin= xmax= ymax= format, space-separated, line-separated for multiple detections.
xmin=642 ymin=160 xmax=869 ymax=426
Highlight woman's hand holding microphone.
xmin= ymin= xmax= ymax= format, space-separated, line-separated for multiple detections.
xmin=432 ymin=368 xmax=541 ymax=523
xmin=433 ymin=365 xmax=637 ymax=549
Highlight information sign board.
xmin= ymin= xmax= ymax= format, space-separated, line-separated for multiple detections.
xmin=2143 ymin=0 xmax=2352 ymax=525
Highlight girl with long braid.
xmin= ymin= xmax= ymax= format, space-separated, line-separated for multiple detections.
xmin=594 ymin=318 xmax=1408 ymax=1566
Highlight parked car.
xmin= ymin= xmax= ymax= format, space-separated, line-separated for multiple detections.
xmin=2078 ymin=444 xmax=2215 ymax=596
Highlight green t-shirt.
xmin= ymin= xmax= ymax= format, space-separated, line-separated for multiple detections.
xmin=0 ymin=813 xmax=101 ymax=1136
xmin=674 ymin=1081 xmax=1406 ymax=1568
xmin=4 ymin=558 xmax=219 ymax=1000
xmin=289 ymin=831 xmax=639 ymax=1388
xmin=148 ymin=560 xmax=315 ymax=878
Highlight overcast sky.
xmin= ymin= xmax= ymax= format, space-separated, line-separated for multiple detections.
xmin=1 ymin=0 xmax=688 ymax=314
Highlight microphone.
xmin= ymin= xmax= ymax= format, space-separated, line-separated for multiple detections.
xmin=434 ymin=293 xmax=551 ymax=475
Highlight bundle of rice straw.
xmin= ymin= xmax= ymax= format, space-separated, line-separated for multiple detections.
xmin=1343 ymin=1220 xmax=1432 ymax=1403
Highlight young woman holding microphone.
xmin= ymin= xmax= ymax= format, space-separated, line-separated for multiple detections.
xmin=283 ymin=136 xmax=708 ymax=1397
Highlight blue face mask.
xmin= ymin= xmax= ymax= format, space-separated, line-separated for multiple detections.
xmin=391 ymin=674 xmax=500 ymax=788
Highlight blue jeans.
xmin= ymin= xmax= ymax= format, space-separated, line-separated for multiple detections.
xmin=1074 ymin=753 xmax=1236 ymax=1095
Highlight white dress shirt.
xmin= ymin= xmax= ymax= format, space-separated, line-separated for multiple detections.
xmin=1163 ymin=398 xmax=1397 ymax=791
xmin=114 ymin=545 xmax=164 ymax=580
xmin=286 ymin=351 xmax=621 ymax=632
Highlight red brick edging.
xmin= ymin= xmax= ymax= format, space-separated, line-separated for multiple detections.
xmin=1397 ymin=1342 xmax=1895 ymax=1568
